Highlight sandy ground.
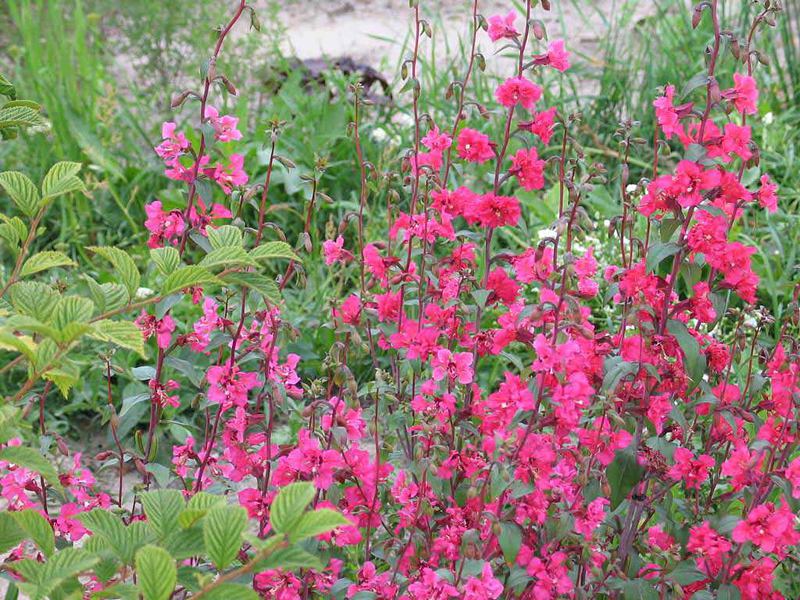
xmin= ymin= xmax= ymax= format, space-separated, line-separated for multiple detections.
xmin=271 ymin=0 xmax=658 ymax=71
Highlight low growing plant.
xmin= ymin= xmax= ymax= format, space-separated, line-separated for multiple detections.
xmin=1 ymin=0 xmax=799 ymax=599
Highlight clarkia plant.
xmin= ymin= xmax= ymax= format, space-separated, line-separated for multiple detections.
xmin=0 ymin=0 xmax=798 ymax=598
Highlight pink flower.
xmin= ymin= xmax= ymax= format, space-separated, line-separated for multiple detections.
xmin=487 ymin=11 xmax=519 ymax=41
xmin=495 ymin=76 xmax=542 ymax=110
xmin=519 ymin=106 xmax=557 ymax=144
xmin=475 ymin=193 xmax=521 ymax=228
xmin=648 ymin=525 xmax=675 ymax=550
xmin=757 ymin=174 xmax=778 ymax=213
xmin=721 ymin=122 xmax=752 ymax=161
xmin=206 ymin=364 xmax=260 ymax=409
xmin=431 ymin=349 xmax=474 ymax=384
xmin=277 ymin=429 xmax=345 ymax=490
xmin=732 ymin=500 xmax=800 ymax=556
xmin=333 ymin=294 xmax=362 ymax=325
xmin=134 ymin=311 xmax=175 ymax=349
xmin=144 ymin=201 xmax=185 ymax=249
xmin=207 ymin=153 xmax=248 ymax=193
xmin=457 ymin=128 xmax=495 ymax=163
xmin=687 ymin=521 xmax=731 ymax=576
xmin=463 ymin=563 xmax=503 ymax=599
xmin=532 ymin=39 xmax=571 ymax=72
xmin=667 ymin=447 xmax=714 ymax=489
xmin=653 ymin=84 xmax=684 ymax=140
xmin=190 ymin=297 xmax=226 ymax=352
xmin=723 ymin=73 xmax=758 ymax=115
xmin=509 ymin=147 xmax=545 ymax=190
xmin=786 ymin=456 xmax=800 ymax=498
xmin=323 ymin=235 xmax=353 ymax=266
xmin=545 ymin=39 xmax=571 ymax=72
xmin=204 ymin=105 xmax=242 ymax=142
xmin=154 ymin=122 xmax=190 ymax=164
xmin=421 ymin=125 xmax=452 ymax=152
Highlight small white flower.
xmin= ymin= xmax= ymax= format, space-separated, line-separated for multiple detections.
xmin=135 ymin=287 xmax=155 ymax=299
xmin=743 ymin=316 xmax=757 ymax=329
xmin=626 ymin=184 xmax=638 ymax=193
xmin=763 ymin=112 xmax=774 ymax=125
xmin=371 ymin=127 xmax=388 ymax=143
xmin=537 ymin=228 xmax=557 ymax=240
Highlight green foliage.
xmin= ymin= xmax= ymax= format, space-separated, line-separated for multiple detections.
xmin=2 ymin=483 xmax=346 ymax=596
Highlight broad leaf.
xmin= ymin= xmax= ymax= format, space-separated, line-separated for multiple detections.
xmin=203 ymin=506 xmax=247 ymax=570
xmin=19 ymin=251 xmax=76 ymax=277
xmin=269 ymin=481 xmax=315 ymax=535
xmin=135 ymin=545 xmax=176 ymax=600
xmin=0 ymin=171 xmax=40 ymax=216
xmin=40 ymin=161 xmax=84 ymax=201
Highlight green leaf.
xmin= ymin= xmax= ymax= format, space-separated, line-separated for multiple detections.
xmin=161 ymin=526 xmax=206 ymax=560
xmin=88 ymin=246 xmax=140 ymax=300
xmin=270 ymin=481 xmax=315 ymax=535
xmin=43 ymin=360 xmax=81 ymax=397
xmin=619 ymin=578 xmax=659 ymax=600
xmin=0 ymin=171 xmax=41 ymax=217
xmin=0 ymin=105 xmax=44 ymax=130
xmin=141 ymin=490 xmax=185 ymax=540
xmin=89 ymin=320 xmax=146 ymax=357
xmin=40 ymin=161 xmax=84 ymax=201
xmin=606 ymin=447 xmax=643 ymax=510
xmin=254 ymin=545 xmax=322 ymax=572
xmin=0 ymin=512 xmax=25 ymax=554
xmin=207 ymin=225 xmax=243 ymax=249
xmin=646 ymin=242 xmax=681 ymax=273
xmin=19 ymin=251 xmax=76 ymax=277
xmin=150 ymin=247 xmax=180 ymax=276
xmin=250 ymin=241 xmax=300 ymax=262
xmin=288 ymin=508 xmax=349 ymax=542
xmin=198 ymin=583 xmax=259 ymax=600
xmin=203 ymin=506 xmax=247 ymax=570
xmin=498 ymin=522 xmax=522 ymax=565
xmin=715 ymin=584 xmax=741 ymax=600
xmin=91 ymin=583 xmax=140 ymax=600
xmin=7 ymin=281 xmax=59 ymax=321
xmin=135 ymin=545 xmax=176 ymax=600
xmin=160 ymin=266 xmax=220 ymax=297
xmin=53 ymin=295 xmax=94 ymax=330
xmin=199 ymin=246 xmax=257 ymax=270
xmin=222 ymin=272 xmax=281 ymax=304
xmin=10 ymin=509 xmax=55 ymax=557
xmin=666 ymin=319 xmax=706 ymax=388
xmin=669 ymin=561 xmax=706 ymax=586
xmin=0 ymin=446 xmax=64 ymax=496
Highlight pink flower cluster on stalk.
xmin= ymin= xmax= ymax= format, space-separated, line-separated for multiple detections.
xmin=1 ymin=0 xmax=798 ymax=598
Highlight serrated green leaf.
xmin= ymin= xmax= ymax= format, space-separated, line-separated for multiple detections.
xmin=150 ymin=247 xmax=180 ymax=276
xmin=19 ymin=251 xmax=76 ymax=277
xmin=135 ymin=545 xmax=176 ymax=600
xmin=88 ymin=246 xmax=140 ymax=299
xmin=0 ymin=446 xmax=64 ymax=496
xmin=141 ymin=490 xmax=184 ymax=540
xmin=270 ymin=481 xmax=315 ymax=535
xmin=221 ymin=272 xmax=281 ymax=304
xmin=161 ymin=266 xmax=220 ymax=297
xmin=250 ymin=241 xmax=300 ymax=262
xmin=199 ymin=246 xmax=256 ymax=270
xmin=7 ymin=281 xmax=59 ymax=322
xmin=254 ymin=544 xmax=322 ymax=572
xmin=0 ymin=512 xmax=25 ymax=554
xmin=207 ymin=225 xmax=243 ymax=249
xmin=89 ymin=320 xmax=146 ymax=357
xmin=10 ymin=510 xmax=55 ymax=557
xmin=40 ymin=161 xmax=84 ymax=201
xmin=288 ymin=508 xmax=349 ymax=542
xmin=91 ymin=583 xmax=140 ymax=600
xmin=203 ymin=506 xmax=247 ymax=570
xmin=0 ymin=105 xmax=44 ymax=130
xmin=162 ymin=525 xmax=206 ymax=560
xmin=54 ymin=295 xmax=94 ymax=330
xmin=0 ymin=171 xmax=40 ymax=217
